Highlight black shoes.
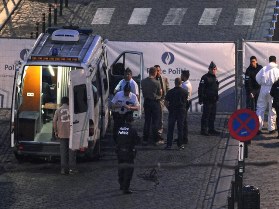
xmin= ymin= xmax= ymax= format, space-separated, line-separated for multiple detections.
xmin=208 ymin=130 xmax=220 ymax=135
xmin=164 ymin=146 xmax=172 ymax=150
xmin=269 ymin=130 xmax=276 ymax=134
xmin=178 ymin=145 xmax=185 ymax=150
xmin=123 ymin=190 xmax=133 ymax=194
xmin=201 ymin=131 xmax=210 ymax=136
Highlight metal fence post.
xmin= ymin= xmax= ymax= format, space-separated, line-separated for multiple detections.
xmin=59 ymin=0 xmax=63 ymax=16
xmin=48 ymin=4 xmax=52 ymax=27
xmin=42 ymin=13 xmax=46 ymax=33
xmin=54 ymin=2 xmax=57 ymax=25
xmin=36 ymin=22 xmax=39 ymax=38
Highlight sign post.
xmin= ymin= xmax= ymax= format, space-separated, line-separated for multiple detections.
xmin=228 ymin=108 xmax=259 ymax=208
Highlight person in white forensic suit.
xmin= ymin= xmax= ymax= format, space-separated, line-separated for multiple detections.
xmin=256 ymin=55 xmax=279 ymax=134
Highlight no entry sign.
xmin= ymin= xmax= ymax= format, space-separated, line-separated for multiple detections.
xmin=228 ymin=109 xmax=259 ymax=141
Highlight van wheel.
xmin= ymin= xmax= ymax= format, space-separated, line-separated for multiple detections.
xmin=14 ymin=152 xmax=24 ymax=163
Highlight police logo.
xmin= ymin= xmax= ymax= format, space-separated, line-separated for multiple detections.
xmin=161 ymin=52 xmax=175 ymax=65
xmin=20 ymin=49 xmax=30 ymax=61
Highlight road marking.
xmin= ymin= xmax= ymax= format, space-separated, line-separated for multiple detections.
xmin=234 ymin=8 xmax=256 ymax=25
xmin=198 ymin=8 xmax=222 ymax=25
xmin=162 ymin=8 xmax=187 ymax=25
xmin=91 ymin=8 xmax=115 ymax=25
xmin=128 ymin=8 xmax=152 ymax=25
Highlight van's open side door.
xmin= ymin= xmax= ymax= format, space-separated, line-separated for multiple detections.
xmin=69 ymin=69 xmax=90 ymax=150
xmin=110 ymin=51 xmax=144 ymax=118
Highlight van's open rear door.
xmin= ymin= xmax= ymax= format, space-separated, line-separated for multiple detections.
xmin=69 ymin=69 xmax=89 ymax=150
xmin=110 ymin=51 xmax=144 ymax=118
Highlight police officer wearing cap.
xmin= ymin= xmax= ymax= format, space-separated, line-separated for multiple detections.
xmin=198 ymin=61 xmax=220 ymax=136
xmin=116 ymin=114 xmax=141 ymax=194
xmin=111 ymin=83 xmax=139 ymax=142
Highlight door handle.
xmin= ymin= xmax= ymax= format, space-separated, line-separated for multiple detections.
xmin=73 ymin=120 xmax=79 ymax=124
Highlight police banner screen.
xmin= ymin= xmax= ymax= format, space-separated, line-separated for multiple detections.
xmin=107 ymin=42 xmax=236 ymax=112
xmin=0 ymin=38 xmax=35 ymax=108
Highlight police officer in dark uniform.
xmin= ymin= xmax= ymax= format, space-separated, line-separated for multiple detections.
xmin=198 ymin=61 xmax=220 ymax=136
xmin=244 ymin=56 xmax=263 ymax=111
xmin=116 ymin=114 xmax=141 ymax=194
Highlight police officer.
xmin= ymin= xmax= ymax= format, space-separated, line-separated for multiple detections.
xmin=270 ymin=78 xmax=279 ymax=138
xmin=198 ymin=61 xmax=220 ymax=136
xmin=244 ymin=56 xmax=263 ymax=111
xmin=116 ymin=114 xmax=141 ymax=194
xmin=111 ymin=83 xmax=139 ymax=142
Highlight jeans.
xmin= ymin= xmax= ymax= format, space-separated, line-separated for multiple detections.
xmin=60 ymin=138 xmax=76 ymax=170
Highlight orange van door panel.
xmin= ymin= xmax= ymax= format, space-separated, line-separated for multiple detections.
xmin=20 ymin=66 xmax=41 ymax=111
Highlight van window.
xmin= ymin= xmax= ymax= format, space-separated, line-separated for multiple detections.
xmin=73 ymin=84 xmax=88 ymax=114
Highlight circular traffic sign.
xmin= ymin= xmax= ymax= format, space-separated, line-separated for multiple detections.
xmin=228 ymin=109 xmax=259 ymax=141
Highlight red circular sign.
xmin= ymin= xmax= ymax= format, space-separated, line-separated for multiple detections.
xmin=228 ymin=109 xmax=259 ymax=141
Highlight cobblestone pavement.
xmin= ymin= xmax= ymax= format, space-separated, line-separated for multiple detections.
xmin=0 ymin=0 xmax=273 ymax=41
xmin=0 ymin=109 xmax=237 ymax=209
xmin=243 ymin=129 xmax=279 ymax=209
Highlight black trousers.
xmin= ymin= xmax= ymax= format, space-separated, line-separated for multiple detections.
xmin=274 ymin=106 xmax=279 ymax=134
xmin=143 ymin=99 xmax=161 ymax=143
xmin=118 ymin=157 xmax=134 ymax=190
xmin=166 ymin=108 xmax=186 ymax=147
xmin=183 ymin=109 xmax=188 ymax=144
xmin=201 ymin=101 xmax=217 ymax=132
xmin=246 ymin=94 xmax=258 ymax=111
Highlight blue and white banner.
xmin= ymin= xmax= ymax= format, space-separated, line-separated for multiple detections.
xmin=0 ymin=38 xmax=35 ymax=108
xmin=107 ymin=42 xmax=236 ymax=112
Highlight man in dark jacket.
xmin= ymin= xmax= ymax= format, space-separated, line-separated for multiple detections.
xmin=270 ymin=79 xmax=279 ymax=138
xmin=164 ymin=78 xmax=188 ymax=150
xmin=245 ymin=56 xmax=263 ymax=111
xmin=198 ymin=61 xmax=220 ymax=136
xmin=116 ymin=114 xmax=141 ymax=194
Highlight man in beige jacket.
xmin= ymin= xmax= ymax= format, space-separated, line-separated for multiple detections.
xmin=53 ymin=96 xmax=77 ymax=175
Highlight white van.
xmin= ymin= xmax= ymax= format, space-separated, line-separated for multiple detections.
xmin=10 ymin=27 xmax=143 ymax=161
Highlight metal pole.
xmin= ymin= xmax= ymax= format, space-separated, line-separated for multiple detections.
xmin=36 ymin=22 xmax=39 ymax=38
xmin=54 ymin=2 xmax=57 ymax=25
xmin=48 ymin=4 xmax=52 ymax=28
xmin=65 ymin=0 xmax=68 ymax=8
xmin=30 ymin=32 xmax=34 ymax=39
xmin=42 ymin=13 xmax=46 ymax=33
xmin=59 ymin=0 xmax=63 ymax=16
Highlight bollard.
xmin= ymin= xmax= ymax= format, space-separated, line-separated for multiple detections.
xmin=276 ymin=0 xmax=279 ymax=7
xmin=54 ymin=3 xmax=57 ymax=25
xmin=269 ymin=27 xmax=275 ymax=36
xmin=274 ymin=6 xmax=279 ymax=15
xmin=231 ymin=181 xmax=236 ymax=203
xmin=270 ymin=21 xmax=276 ymax=29
xmin=30 ymin=32 xmax=34 ymax=39
xmin=42 ymin=13 xmax=46 ymax=33
xmin=59 ymin=0 xmax=63 ymax=16
xmin=265 ymin=34 xmax=273 ymax=42
xmin=48 ymin=4 xmax=52 ymax=27
xmin=65 ymin=0 xmax=68 ymax=8
xmin=36 ymin=22 xmax=39 ymax=38
xmin=273 ymin=13 xmax=278 ymax=22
